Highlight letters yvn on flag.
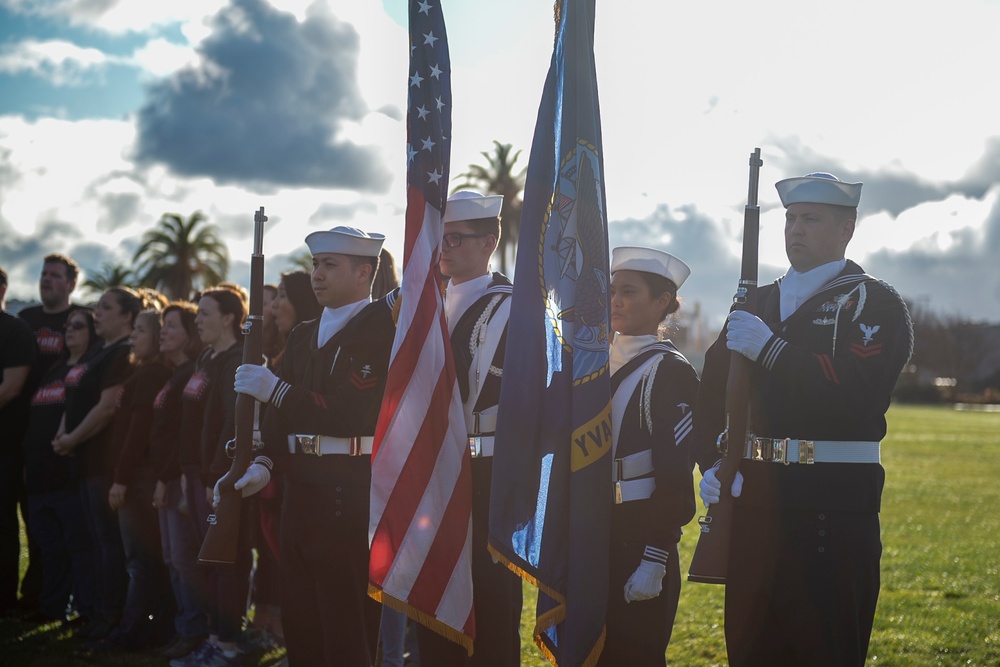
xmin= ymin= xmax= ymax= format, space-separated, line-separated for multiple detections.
xmin=488 ymin=0 xmax=612 ymax=665
xmin=368 ymin=0 xmax=475 ymax=653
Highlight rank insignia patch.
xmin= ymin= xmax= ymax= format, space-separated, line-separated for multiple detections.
xmin=352 ymin=366 xmax=378 ymax=391
xmin=851 ymin=342 xmax=883 ymax=358
xmin=859 ymin=323 xmax=880 ymax=344
xmin=852 ymin=323 xmax=884 ymax=358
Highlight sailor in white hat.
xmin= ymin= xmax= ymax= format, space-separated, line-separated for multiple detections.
xmin=231 ymin=224 xmax=394 ymax=665
xmin=603 ymin=246 xmax=698 ymax=664
xmin=695 ymin=169 xmax=913 ymax=665
xmin=439 ymin=190 xmax=504 ymax=329
xmin=415 ymin=190 xmax=522 ymax=665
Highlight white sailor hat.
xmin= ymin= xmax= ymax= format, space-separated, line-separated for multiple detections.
xmin=611 ymin=246 xmax=691 ymax=290
xmin=443 ymin=190 xmax=503 ymax=223
xmin=775 ymin=172 xmax=863 ymax=208
xmin=305 ymin=226 xmax=385 ymax=257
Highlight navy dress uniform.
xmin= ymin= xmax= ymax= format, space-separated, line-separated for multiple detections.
xmin=233 ymin=227 xmax=396 ymax=667
xmin=695 ymin=173 xmax=914 ymax=666
xmin=599 ymin=248 xmax=698 ymax=667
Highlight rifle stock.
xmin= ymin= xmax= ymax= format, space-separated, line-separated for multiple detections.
xmin=198 ymin=206 xmax=267 ymax=565
xmin=688 ymin=149 xmax=762 ymax=584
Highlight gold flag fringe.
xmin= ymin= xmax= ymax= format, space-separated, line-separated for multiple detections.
xmin=368 ymin=584 xmax=474 ymax=656
xmin=487 ymin=544 xmax=606 ymax=666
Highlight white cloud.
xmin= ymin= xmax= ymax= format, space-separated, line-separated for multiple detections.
xmin=129 ymin=38 xmax=199 ymax=77
xmin=855 ymin=191 xmax=998 ymax=256
xmin=0 ymin=38 xmax=114 ymax=85
xmin=1 ymin=0 xmax=228 ymax=35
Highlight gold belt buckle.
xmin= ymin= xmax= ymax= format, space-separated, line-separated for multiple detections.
xmin=349 ymin=437 xmax=363 ymax=456
xmin=750 ymin=437 xmax=816 ymax=465
xmin=614 ymin=481 xmax=623 ymax=505
xmin=799 ymin=440 xmax=815 ymax=464
xmin=296 ymin=434 xmax=320 ymax=457
xmin=468 ymin=437 xmax=481 ymax=458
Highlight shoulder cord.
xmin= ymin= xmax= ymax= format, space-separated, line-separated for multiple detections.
xmin=639 ymin=355 xmax=664 ymax=435
xmin=831 ymin=282 xmax=867 ymax=357
xmin=470 ymin=294 xmax=505 ymax=381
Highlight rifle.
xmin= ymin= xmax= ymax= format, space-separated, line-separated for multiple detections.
xmin=688 ymin=149 xmax=762 ymax=584
xmin=198 ymin=206 xmax=267 ymax=565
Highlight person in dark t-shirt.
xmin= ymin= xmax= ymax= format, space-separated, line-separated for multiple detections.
xmin=55 ymin=286 xmax=140 ymax=640
xmin=21 ymin=308 xmax=97 ymax=623
xmin=0 ymin=267 xmax=37 ymax=614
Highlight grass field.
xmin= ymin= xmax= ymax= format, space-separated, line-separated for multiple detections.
xmin=4 ymin=405 xmax=999 ymax=665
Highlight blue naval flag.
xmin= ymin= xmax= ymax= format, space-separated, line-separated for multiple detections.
xmin=488 ymin=0 xmax=611 ymax=664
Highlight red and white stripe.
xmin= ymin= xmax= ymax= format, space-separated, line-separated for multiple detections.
xmin=369 ymin=190 xmax=475 ymax=648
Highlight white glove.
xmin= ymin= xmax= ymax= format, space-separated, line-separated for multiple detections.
xmin=624 ymin=559 xmax=666 ymax=603
xmin=699 ymin=466 xmax=744 ymax=507
xmin=234 ymin=364 xmax=280 ymax=403
xmin=232 ymin=462 xmax=271 ymax=499
xmin=726 ymin=310 xmax=774 ymax=362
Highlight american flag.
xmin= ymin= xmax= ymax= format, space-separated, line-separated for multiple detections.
xmin=368 ymin=0 xmax=475 ymax=652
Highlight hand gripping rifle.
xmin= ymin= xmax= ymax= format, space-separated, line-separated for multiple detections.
xmin=688 ymin=149 xmax=762 ymax=584
xmin=198 ymin=206 xmax=267 ymax=565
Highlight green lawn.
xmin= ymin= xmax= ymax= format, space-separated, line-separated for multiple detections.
xmin=4 ymin=405 xmax=999 ymax=665
xmin=521 ymin=405 xmax=1000 ymax=666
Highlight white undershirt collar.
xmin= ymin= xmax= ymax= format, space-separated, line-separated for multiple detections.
xmin=779 ymin=259 xmax=846 ymax=320
xmin=609 ymin=333 xmax=659 ymax=375
xmin=444 ymin=273 xmax=491 ymax=333
xmin=317 ymin=297 xmax=370 ymax=347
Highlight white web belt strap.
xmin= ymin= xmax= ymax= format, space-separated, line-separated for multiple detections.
xmin=744 ymin=438 xmax=881 ymax=464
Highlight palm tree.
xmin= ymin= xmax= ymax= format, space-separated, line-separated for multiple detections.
xmin=452 ymin=141 xmax=526 ymax=274
xmin=133 ymin=211 xmax=229 ymax=300
xmin=80 ymin=262 xmax=136 ymax=300
xmin=288 ymin=250 xmax=314 ymax=273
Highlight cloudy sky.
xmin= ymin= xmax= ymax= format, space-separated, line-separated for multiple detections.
xmin=1 ymin=0 xmax=998 ymax=328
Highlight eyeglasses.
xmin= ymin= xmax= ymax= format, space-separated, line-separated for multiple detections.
xmin=65 ymin=322 xmax=86 ymax=331
xmin=443 ymin=232 xmax=489 ymax=249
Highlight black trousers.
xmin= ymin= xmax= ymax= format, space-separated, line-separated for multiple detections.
xmin=280 ymin=458 xmax=380 ymax=667
xmin=598 ymin=535 xmax=680 ymax=667
xmin=0 ymin=446 xmax=41 ymax=610
xmin=725 ymin=506 xmax=881 ymax=667
xmin=417 ymin=458 xmax=522 ymax=667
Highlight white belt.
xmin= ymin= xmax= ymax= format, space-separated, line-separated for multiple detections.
xmin=744 ymin=438 xmax=881 ymax=465
xmin=613 ymin=449 xmax=656 ymax=503
xmin=615 ymin=478 xmax=656 ymax=504
xmin=468 ymin=436 xmax=494 ymax=458
xmin=288 ymin=434 xmax=374 ymax=456
xmin=466 ymin=410 xmax=497 ymax=436
xmin=614 ymin=449 xmax=653 ymax=482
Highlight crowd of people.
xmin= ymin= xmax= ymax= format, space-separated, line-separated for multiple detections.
xmin=0 ymin=170 xmax=912 ymax=667
xmin=0 ymin=254 xmax=336 ymax=666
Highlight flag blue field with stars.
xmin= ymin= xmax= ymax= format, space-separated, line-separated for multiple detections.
xmin=488 ymin=0 xmax=611 ymax=664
